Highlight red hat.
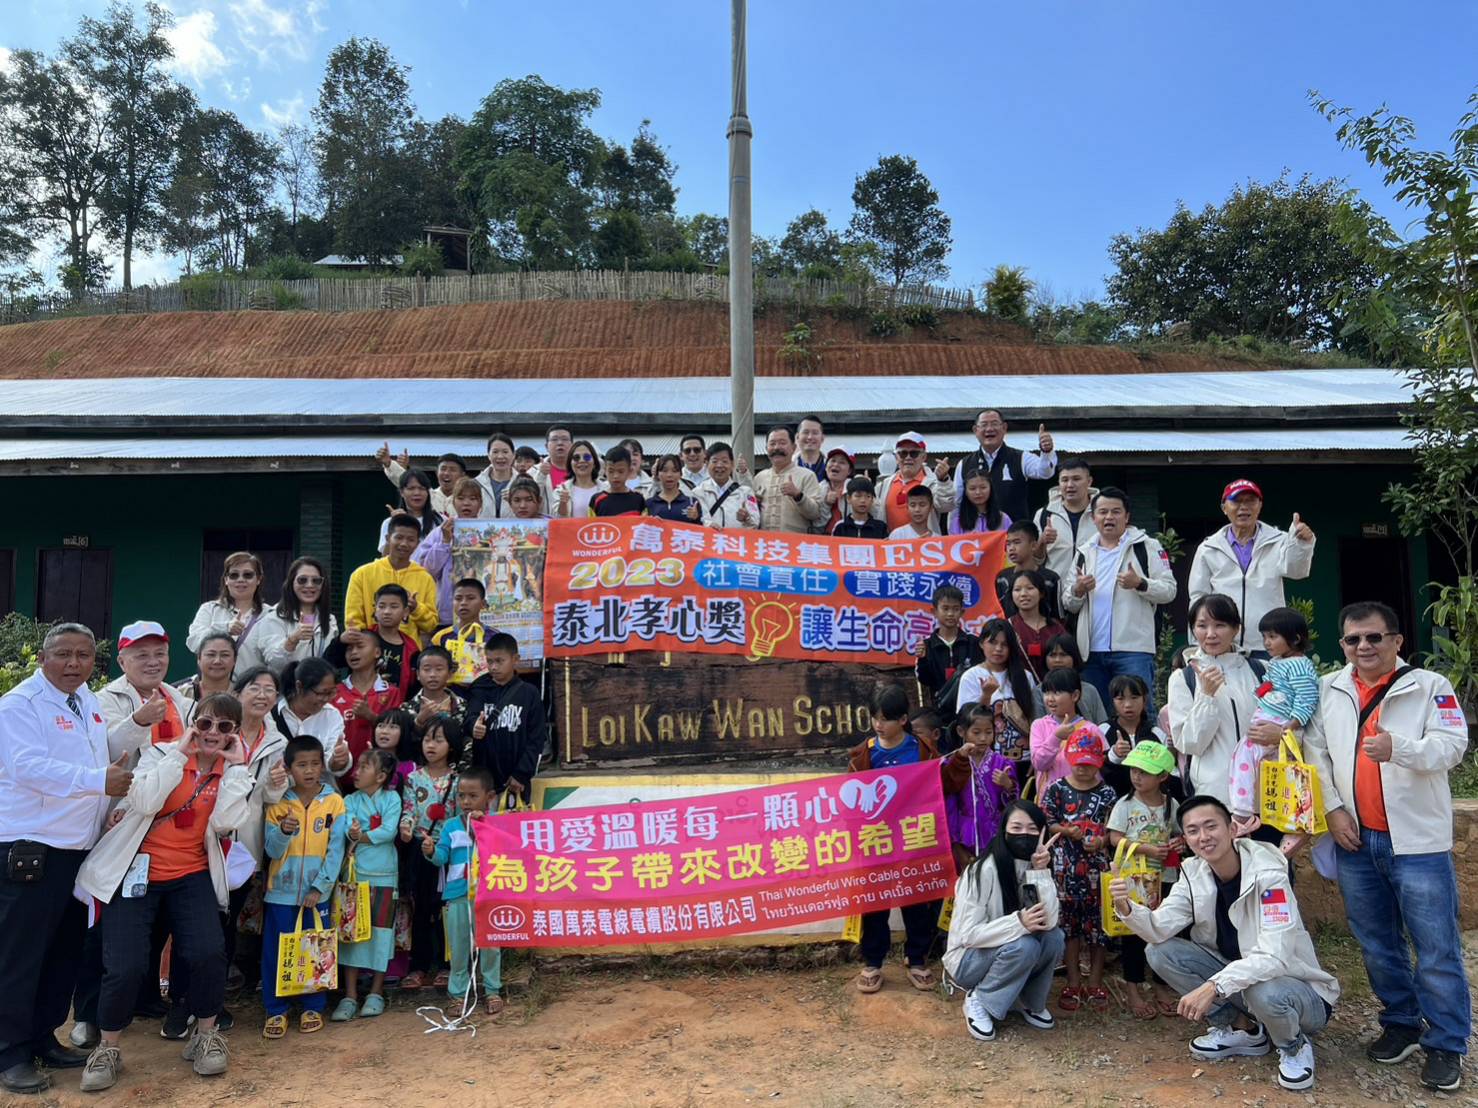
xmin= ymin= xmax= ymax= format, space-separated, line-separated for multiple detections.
xmin=1222 ymin=478 xmax=1263 ymax=502
xmin=1064 ymin=726 xmax=1105 ymax=767
xmin=825 ymin=447 xmax=855 ymax=465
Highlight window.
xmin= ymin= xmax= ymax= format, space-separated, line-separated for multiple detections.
xmin=36 ymin=548 xmax=114 ymax=638
xmin=200 ymin=529 xmax=296 ymax=607
xmin=0 ymin=549 xmax=14 ymax=616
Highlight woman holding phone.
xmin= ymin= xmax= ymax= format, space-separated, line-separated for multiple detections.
xmin=75 ymin=694 xmax=254 ymax=1090
xmin=246 ymin=557 xmax=339 ymax=676
xmin=186 ymin=553 xmax=266 ymax=678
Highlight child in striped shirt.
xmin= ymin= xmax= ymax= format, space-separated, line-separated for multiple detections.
xmin=1228 ymin=607 xmax=1321 ymax=820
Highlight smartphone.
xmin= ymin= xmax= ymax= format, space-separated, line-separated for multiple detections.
xmin=1019 ymin=882 xmax=1040 ymax=909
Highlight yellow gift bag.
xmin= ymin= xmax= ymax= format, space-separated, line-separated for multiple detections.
xmin=1259 ymin=732 xmax=1328 ymax=835
xmin=937 ymin=898 xmax=954 ymax=932
xmin=277 ymin=906 xmax=337 ymax=997
xmin=841 ymin=915 xmax=862 ymax=943
xmin=1100 ymin=840 xmax=1153 ymax=938
xmin=333 ymin=855 xmax=372 ymax=944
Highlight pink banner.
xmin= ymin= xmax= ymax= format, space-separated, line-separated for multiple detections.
xmin=471 ymin=763 xmax=955 ymax=947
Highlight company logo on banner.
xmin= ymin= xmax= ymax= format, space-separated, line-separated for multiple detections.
xmin=544 ymin=518 xmax=1005 ymax=666
xmin=452 ymin=519 xmax=548 ymax=662
xmin=471 ymin=762 xmax=955 ymax=947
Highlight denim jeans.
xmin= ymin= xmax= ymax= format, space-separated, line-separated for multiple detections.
xmin=1147 ymin=937 xmax=1329 ymax=1050
xmin=951 ymin=930 xmax=1064 ymax=1019
xmin=1336 ymin=828 xmax=1472 ymax=1054
xmin=1082 ymin=651 xmax=1157 ymax=719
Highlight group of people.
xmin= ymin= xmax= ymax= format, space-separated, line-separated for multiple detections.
xmin=0 ymin=413 xmax=1469 ymax=1099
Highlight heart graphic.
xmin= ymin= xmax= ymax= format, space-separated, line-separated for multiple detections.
xmin=839 ymin=775 xmax=900 ymax=819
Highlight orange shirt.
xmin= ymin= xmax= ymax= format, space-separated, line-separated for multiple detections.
xmin=138 ymin=756 xmax=222 ymax=882
xmin=885 ymin=473 xmax=927 ymax=531
xmin=1353 ymin=671 xmax=1394 ymax=832
xmin=149 ymin=689 xmax=184 ymax=745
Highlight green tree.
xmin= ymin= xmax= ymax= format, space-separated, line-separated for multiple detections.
xmin=847 ymin=154 xmax=952 ymax=286
xmin=0 ymin=47 xmax=114 ymax=298
xmin=166 ymin=108 xmax=278 ymax=271
xmin=455 ymin=75 xmax=606 ymax=269
xmin=1315 ymin=90 xmax=1478 ymax=708
xmin=407 ymin=114 xmax=470 ymax=230
xmin=602 ymin=121 xmax=676 ymax=216
xmin=1106 ymin=174 xmax=1380 ymax=348
xmin=684 ymin=213 xmax=728 ymax=267
xmin=594 ymin=210 xmax=647 ymax=269
xmin=73 ymin=1 xmax=192 ymax=289
xmin=778 ymin=209 xmax=843 ymax=278
xmin=275 ymin=122 xmax=319 ymax=245
xmin=313 ymin=37 xmax=419 ymax=265
xmin=984 ymin=264 xmax=1033 ymax=323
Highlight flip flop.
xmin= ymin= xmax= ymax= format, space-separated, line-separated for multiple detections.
xmin=856 ymin=968 xmax=883 ymax=994
xmin=1087 ymin=987 xmax=1111 ymax=1013
xmin=1057 ymin=986 xmax=1083 ymax=1012
xmin=907 ymin=966 xmax=935 ymax=991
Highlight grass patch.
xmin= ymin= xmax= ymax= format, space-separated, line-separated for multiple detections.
xmin=1450 ymin=750 xmax=1478 ymax=799
xmin=1311 ymin=920 xmax=1372 ymax=1004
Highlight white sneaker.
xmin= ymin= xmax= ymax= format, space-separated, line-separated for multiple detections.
xmin=1191 ymin=1024 xmax=1270 ymax=1060
xmin=1014 ymin=1002 xmax=1056 ymax=1030
xmin=963 ymin=991 xmax=996 ymax=1041
xmin=69 ymin=1021 xmax=99 ymax=1049
xmin=1278 ymin=1040 xmax=1315 ymax=1091
xmin=79 ymin=1044 xmax=122 ymax=1093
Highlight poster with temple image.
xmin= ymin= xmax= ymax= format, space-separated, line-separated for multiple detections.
xmin=453 ymin=519 xmax=548 ymax=663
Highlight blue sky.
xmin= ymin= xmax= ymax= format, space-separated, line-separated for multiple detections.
xmin=7 ymin=0 xmax=1477 ymax=293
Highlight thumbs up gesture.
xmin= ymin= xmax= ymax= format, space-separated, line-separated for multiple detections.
xmin=375 ymin=442 xmax=391 ymax=468
xmin=421 ymin=827 xmax=438 ymax=858
xmin=132 ymin=690 xmax=166 ymax=728
xmin=1037 ymin=424 xmax=1054 ymax=453
xmin=1290 ymin=512 xmax=1314 ymax=543
xmin=269 ymin=758 xmax=289 ymax=790
xmin=105 ymin=752 xmax=134 ymax=797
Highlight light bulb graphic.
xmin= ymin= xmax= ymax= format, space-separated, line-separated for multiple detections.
xmin=748 ymin=599 xmax=796 ymax=661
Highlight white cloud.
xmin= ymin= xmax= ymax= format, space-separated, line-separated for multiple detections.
xmin=164 ymin=9 xmax=230 ymax=85
xmin=229 ymin=0 xmax=326 ymax=65
xmin=0 ymin=47 xmax=13 ymax=76
xmin=261 ymin=93 xmax=305 ymax=129
xmin=220 ymin=74 xmax=253 ymax=101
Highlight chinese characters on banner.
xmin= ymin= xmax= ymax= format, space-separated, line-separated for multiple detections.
xmin=453 ymin=519 xmax=548 ymax=662
xmin=543 ymin=518 xmax=1006 ymax=666
xmin=471 ymin=763 xmax=955 ymax=948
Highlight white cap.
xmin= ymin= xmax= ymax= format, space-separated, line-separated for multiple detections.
xmin=117 ymin=620 xmax=169 ymax=649
xmin=894 ymin=431 xmax=927 ymax=449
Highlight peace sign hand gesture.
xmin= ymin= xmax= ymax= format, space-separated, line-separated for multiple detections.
xmin=1030 ymin=828 xmax=1060 ymax=871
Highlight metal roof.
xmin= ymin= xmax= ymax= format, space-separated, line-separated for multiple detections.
xmin=0 ymin=427 xmax=1411 ymax=464
xmin=0 ymin=368 xmax=1411 ymax=425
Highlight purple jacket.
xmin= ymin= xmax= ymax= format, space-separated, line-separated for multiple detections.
xmin=944 ymin=750 xmax=1018 ymax=855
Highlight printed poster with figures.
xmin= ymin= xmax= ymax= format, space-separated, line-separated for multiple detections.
xmin=453 ymin=519 xmax=548 ymax=663
xmin=471 ymin=762 xmax=956 ymax=948
xmin=543 ymin=518 xmax=1007 ymax=666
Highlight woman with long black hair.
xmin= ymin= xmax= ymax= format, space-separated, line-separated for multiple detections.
xmin=377 ymin=468 xmax=443 ymax=551
xmin=245 ymin=557 xmax=339 ymax=676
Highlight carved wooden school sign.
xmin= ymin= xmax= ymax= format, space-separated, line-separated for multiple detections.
xmin=555 ymin=653 xmax=919 ymax=765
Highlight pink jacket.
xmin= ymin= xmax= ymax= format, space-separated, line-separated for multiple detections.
xmin=1029 ymin=715 xmax=1104 ymax=797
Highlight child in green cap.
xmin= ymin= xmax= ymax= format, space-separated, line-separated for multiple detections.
xmin=1107 ymin=740 xmax=1183 ymax=1018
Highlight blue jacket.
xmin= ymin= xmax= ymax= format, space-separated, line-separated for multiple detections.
xmin=263 ymin=784 xmax=347 ymax=906
xmin=428 ymin=814 xmax=481 ymax=901
xmin=340 ymin=788 xmax=402 ymax=887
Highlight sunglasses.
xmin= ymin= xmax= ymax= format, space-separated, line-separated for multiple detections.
xmin=295 ymin=575 xmax=323 ymax=586
xmin=225 ymin=571 xmax=257 ymax=581
xmin=571 ymin=454 xmax=595 ymax=462
xmin=194 ymin=718 xmax=239 ymax=735
xmin=896 ymin=449 xmax=922 ymax=459
xmin=1342 ymin=632 xmax=1395 ymax=647
xmin=682 ymin=446 xmax=705 ymax=454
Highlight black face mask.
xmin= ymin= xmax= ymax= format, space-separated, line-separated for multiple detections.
xmin=1005 ymin=834 xmax=1038 ymax=861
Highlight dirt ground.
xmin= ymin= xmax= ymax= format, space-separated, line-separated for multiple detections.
xmin=22 ymin=932 xmax=1478 ymax=1108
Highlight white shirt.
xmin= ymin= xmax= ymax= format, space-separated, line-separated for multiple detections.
xmin=1090 ymin=540 xmax=1124 ymax=652
xmin=888 ymin=523 xmax=938 ymax=540
xmin=274 ymin=698 xmax=349 ymax=776
xmin=680 ymin=466 xmax=709 ymax=490
xmin=694 ymin=477 xmax=759 ymax=530
xmin=0 ymin=671 xmax=112 ymax=849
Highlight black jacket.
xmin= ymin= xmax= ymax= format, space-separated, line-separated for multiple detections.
xmin=915 ymin=630 xmax=986 ymax=696
xmin=471 ymin=677 xmax=547 ymax=792
xmin=831 ymin=516 xmax=888 ymax=539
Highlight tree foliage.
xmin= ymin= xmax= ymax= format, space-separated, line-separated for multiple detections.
xmin=163 ymin=109 xmax=278 ymax=272
xmin=778 ymin=209 xmax=843 ymax=278
xmin=847 ymin=155 xmax=952 ymax=286
xmin=984 ymin=264 xmax=1033 ymax=323
xmin=1106 ymin=174 xmax=1379 ymax=349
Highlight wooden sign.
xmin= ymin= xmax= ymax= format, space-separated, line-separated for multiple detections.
xmin=555 ymin=653 xmax=920 ymax=766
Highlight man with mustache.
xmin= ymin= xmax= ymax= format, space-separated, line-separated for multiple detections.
xmin=752 ymin=425 xmax=827 ymax=534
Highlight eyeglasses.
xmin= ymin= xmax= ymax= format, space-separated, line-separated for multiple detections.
xmin=194 ymin=718 xmax=239 ymax=735
xmin=1342 ymin=632 xmax=1395 ymax=647
xmin=295 ymin=575 xmax=323 ymax=586
xmin=974 ymin=421 xmax=1004 ymax=430
xmin=225 ymin=571 xmax=257 ymax=581
xmin=571 ymin=454 xmax=595 ymax=462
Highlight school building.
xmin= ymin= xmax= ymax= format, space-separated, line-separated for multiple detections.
xmin=0 ymin=300 xmax=1428 ymax=677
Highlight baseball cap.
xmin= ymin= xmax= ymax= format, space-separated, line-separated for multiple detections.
xmin=894 ymin=431 xmax=926 ymax=450
xmin=1064 ymin=725 xmax=1105 ymax=767
xmin=825 ymin=447 xmax=855 ymax=465
xmin=118 ymin=620 xmax=169 ymax=649
xmin=1222 ymin=478 xmax=1263 ymax=502
xmin=1122 ymin=739 xmax=1175 ymax=776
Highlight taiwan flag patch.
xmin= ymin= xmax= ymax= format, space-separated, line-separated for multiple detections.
xmin=1435 ymin=694 xmax=1466 ymax=729
xmin=1260 ymin=886 xmax=1293 ymax=930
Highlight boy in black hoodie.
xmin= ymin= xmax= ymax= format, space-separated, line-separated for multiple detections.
xmin=913 ymin=584 xmax=985 ymax=723
xmin=469 ymin=632 xmax=547 ymax=800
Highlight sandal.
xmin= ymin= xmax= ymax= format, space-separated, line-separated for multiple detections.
xmin=1127 ymin=987 xmax=1157 ymax=1021
xmin=1057 ymin=986 xmax=1083 ymax=1012
xmin=1156 ymin=998 xmax=1179 ymax=1018
xmin=330 ymin=997 xmax=358 ymax=1022
xmin=484 ymin=995 xmax=505 ymax=1018
xmin=359 ymin=993 xmax=386 ymax=1018
xmin=262 ymin=1015 xmax=287 ymax=1039
xmin=906 ymin=966 xmax=934 ymax=992
xmin=856 ymin=967 xmax=883 ymax=994
xmin=432 ymin=971 xmax=450 ymax=989
xmin=1086 ymin=987 xmax=1110 ymax=1013
xmin=399 ymin=972 xmax=428 ymax=990
xmin=299 ymin=1011 xmax=323 ymax=1034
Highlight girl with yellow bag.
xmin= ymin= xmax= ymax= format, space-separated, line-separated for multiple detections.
xmin=331 ymin=750 xmax=402 ymax=1022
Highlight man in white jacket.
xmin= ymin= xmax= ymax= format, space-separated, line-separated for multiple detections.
xmin=1300 ymin=601 xmax=1470 ymax=1093
xmin=1061 ymin=488 xmax=1177 ymax=714
xmin=1032 ymin=456 xmax=1097 ymax=583
xmin=1187 ymin=479 xmax=1316 ymax=653
xmin=1111 ymin=794 xmax=1339 ymax=1093
xmin=98 ymin=621 xmax=195 ymax=758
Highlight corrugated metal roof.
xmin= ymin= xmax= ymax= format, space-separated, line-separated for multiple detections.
xmin=0 ymin=369 xmax=1411 ymax=421
xmin=0 ymin=427 xmax=1412 ymax=462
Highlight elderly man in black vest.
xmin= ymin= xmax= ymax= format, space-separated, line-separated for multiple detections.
xmin=953 ymin=408 xmax=1057 ymax=525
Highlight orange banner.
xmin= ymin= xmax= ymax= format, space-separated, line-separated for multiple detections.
xmin=544 ymin=519 xmax=1007 ymax=666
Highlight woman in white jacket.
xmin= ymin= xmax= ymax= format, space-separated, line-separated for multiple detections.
xmin=186 ymin=552 xmax=268 ymax=677
xmin=242 ymin=557 xmax=339 ymax=677
xmin=943 ymin=800 xmax=1064 ymax=1042
xmin=75 ymin=694 xmax=253 ymax=1091
xmin=1169 ymin=594 xmax=1265 ymax=808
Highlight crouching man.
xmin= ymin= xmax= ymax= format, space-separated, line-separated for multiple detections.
xmin=1109 ymin=794 xmax=1339 ymax=1092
